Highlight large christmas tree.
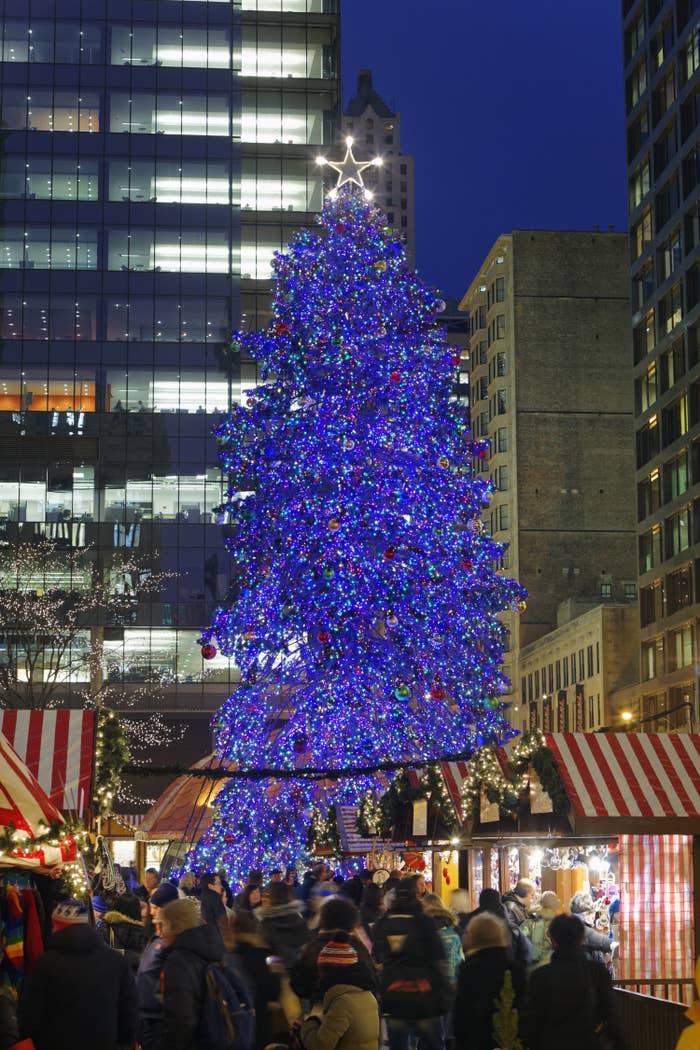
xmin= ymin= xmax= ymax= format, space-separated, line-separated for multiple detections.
xmin=193 ymin=146 xmax=525 ymax=880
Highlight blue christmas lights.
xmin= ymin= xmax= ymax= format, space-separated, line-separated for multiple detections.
xmin=192 ymin=186 xmax=525 ymax=882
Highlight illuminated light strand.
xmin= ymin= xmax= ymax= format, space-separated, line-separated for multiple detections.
xmin=193 ymin=184 xmax=525 ymax=884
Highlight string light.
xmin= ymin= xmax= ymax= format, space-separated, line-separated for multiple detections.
xmin=195 ymin=184 xmax=525 ymax=883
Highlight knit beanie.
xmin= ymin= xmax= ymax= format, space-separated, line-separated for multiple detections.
xmin=92 ymin=895 xmax=109 ymax=915
xmin=150 ymin=882 xmax=180 ymax=908
xmin=464 ymin=912 xmax=510 ymax=954
xmin=161 ymin=897 xmax=202 ymax=937
xmin=52 ymin=899 xmax=90 ymax=931
xmin=317 ymin=939 xmax=359 ymax=968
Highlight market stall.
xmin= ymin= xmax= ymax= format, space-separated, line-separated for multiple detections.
xmin=461 ymin=731 xmax=700 ymax=1003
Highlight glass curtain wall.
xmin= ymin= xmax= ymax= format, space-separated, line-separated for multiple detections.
xmin=0 ymin=0 xmax=340 ymax=701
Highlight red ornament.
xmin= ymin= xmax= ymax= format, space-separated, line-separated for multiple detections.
xmin=317 ymin=630 xmax=331 ymax=644
xmin=445 ymin=875 xmax=451 ymax=886
xmin=383 ymin=548 xmax=396 ymax=561
xmin=442 ymin=867 xmax=448 ymax=878
xmin=478 ymin=447 xmax=488 ymax=460
xmin=293 ymin=735 xmax=308 ymax=754
xmin=224 ymin=834 xmax=234 ymax=843
xmin=430 ymin=683 xmax=446 ymax=701
xmin=275 ymin=323 xmax=290 ymax=336
xmin=201 ymin=643 xmax=217 ymax=660
xmin=453 ymin=354 xmax=462 ymax=366
xmin=461 ymin=559 xmax=473 ymax=570
xmin=390 ymin=371 xmax=400 ymax=383
xmin=335 ymin=222 xmax=346 ymax=233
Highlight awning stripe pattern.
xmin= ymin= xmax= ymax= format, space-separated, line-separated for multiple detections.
xmin=0 ymin=710 xmax=95 ymax=812
xmin=545 ymin=732 xmax=700 ymax=819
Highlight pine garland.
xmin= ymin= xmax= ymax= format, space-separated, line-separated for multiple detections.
xmin=356 ymin=764 xmax=459 ymax=838
xmin=462 ymin=731 xmax=569 ymax=820
xmin=0 ymin=817 xmax=86 ymax=855
xmin=92 ymin=709 xmax=130 ymax=818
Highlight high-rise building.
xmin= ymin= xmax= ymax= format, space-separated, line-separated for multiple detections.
xmin=0 ymin=0 xmax=340 ymax=779
xmin=459 ymin=231 xmax=637 ymax=731
xmin=341 ymin=69 xmax=415 ymax=267
xmin=623 ymin=0 xmax=700 ymax=728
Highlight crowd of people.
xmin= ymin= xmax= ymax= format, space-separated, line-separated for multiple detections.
xmin=0 ymin=863 xmax=633 ymax=1050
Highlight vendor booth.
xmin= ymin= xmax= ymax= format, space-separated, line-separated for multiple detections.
xmin=460 ymin=731 xmax=700 ymax=1003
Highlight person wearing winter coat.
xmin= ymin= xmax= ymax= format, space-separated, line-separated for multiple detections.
xmin=300 ymin=935 xmax=380 ymax=1050
xmin=462 ymin=888 xmax=508 ymax=930
xmin=520 ymin=914 xmax=626 ymax=1050
xmin=520 ymin=891 xmax=562 ymax=971
xmin=96 ymin=891 xmax=151 ymax=971
xmin=18 ymin=899 xmax=136 ymax=1050
xmin=199 ymin=872 xmax=227 ymax=928
xmin=569 ymin=892 xmax=612 ymax=965
xmin=0 ymin=990 xmax=19 ymax=1050
xmin=222 ymin=909 xmax=281 ymax=1050
xmin=256 ymin=881 xmax=310 ymax=969
xmin=421 ymin=893 xmax=464 ymax=987
xmin=135 ymin=929 xmax=170 ymax=1050
xmin=501 ymin=881 xmax=536 ymax=967
xmin=360 ymin=882 xmax=385 ymax=936
xmin=159 ymin=896 xmax=228 ymax=1050
xmin=454 ymin=912 xmax=525 ymax=1050
xmin=290 ymin=896 xmax=377 ymax=1005
xmin=372 ymin=880 xmax=451 ymax=1050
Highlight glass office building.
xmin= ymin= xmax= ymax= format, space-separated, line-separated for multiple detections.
xmin=0 ymin=0 xmax=340 ymax=755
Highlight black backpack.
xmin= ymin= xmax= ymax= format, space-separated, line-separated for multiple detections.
xmin=196 ymin=961 xmax=255 ymax=1050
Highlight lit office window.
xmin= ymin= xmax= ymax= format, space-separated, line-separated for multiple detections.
xmin=109 ymin=93 xmax=230 ymax=136
xmin=108 ymin=160 xmax=231 ymax=205
xmin=0 ymin=228 xmax=97 ymax=270
xmin=111 ymin=26 xmax=231 ymax=69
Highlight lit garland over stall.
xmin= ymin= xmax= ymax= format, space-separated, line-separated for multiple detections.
xmin=193 ymin=155 xmax=525 ymax=881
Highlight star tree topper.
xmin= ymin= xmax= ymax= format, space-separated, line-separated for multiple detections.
xmin=316 ymin=136 xmax=383 ymax=190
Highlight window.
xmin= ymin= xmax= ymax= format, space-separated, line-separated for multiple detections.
xmin=662 ymin=392 xmax=689 ymax=446
xmin=496 ymin=465 xmax=509 ymax=491
xmin=600 ymin=581 xmax=613 ymax=599
xmin=639 ymin=525 xmax=663 ymax=572
xmin=634 ymin=260 xmax=654 ymax=308
xmin=586 ymin=645 xmax=594 ymax=678
xmin=635 ymin=363 xmax=656 ymax=414
xmin=497 ymin=427 xmax=508 ymax=453
xmin=665 ymin=506 xmax=691 ymax=557
xmin=555 ymin=660 xmax=561 ymax=689
xmin=651 ymin=72 xmax=675 ymax=125
xmin=640 ymin=581 xmax=663 ymax=626
xmin=521 ymin=677 xmax=527 ymax=703
xmin=658 ymin=283 xmax=683 ymax=336
xmin=681 ymin=87 xmax=700 ymax=143
xmin=110 ymin=92 xmax=230 ymax=137
xmin=681 ymin=24 xmax=700 ymax=84
xmin=642 ymin=637 xmax=663 ymax=680
xmin=626 ymin=59 xmax=648 ymax=111
xmin=650 ymin=18 xmax=674 ymax=73
xmin=624 ymin=12 xmax=644 ymax=63
xmin=636 ymin=416 xmax=659 ymax=467
xmin=495 ymin=277 xmax=505 ymax=301
xmin=631 ymin=207 xmax=653 ymax=259
xmin=664 ymin=450 xmax=690 ymax=501
xmin=633 ymin=308 xmax=656 ymax=363
xmin=629 ymin=156 xmax=651 ymax=210
xmin=683 ymin=147 xmax=700 ymax=198
xmin=563 ymin=658 xmax=569 ymax=687
xmin=578 ymin=649 xmax=585 ymax=680
xmin=668 ymin=624 xmax=693 ymax=671
xmin=638 ymin=469 xmax=661 ymax=519
xmin=655 ymin=172 xmax=680 ymax=228
xmin=534 ymin=670 xmax=540 ymax=697
xmin=660 ymin=339 xmax=685 ymax=393
xmin=498 ymin=505 xmax=509 ymax=530
xmin=657 ymin=228 xmax=682 ymax=283
xmin=0 ymin=227 xmax=98 ymax=270
xmin=596 ymin=641 xmax=601 ymax=672
xmin=653 ymin=121 xmax=678 ymax=177
xmin=666 ymin=565 xmax=693 ymax=614
xmin=496 ymin=315 xmax=506 ymax=339
xmin=628 ymin=109 xmax=650 ymax=163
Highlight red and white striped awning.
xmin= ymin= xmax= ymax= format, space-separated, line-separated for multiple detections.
xmin=0 ymin=733 xmax=78 ymax=871
xmin=0 ymin=710 xmax=95 ymax=813
xmin=441 ymin=760 xmax=470 ymax=819
xmin=545 ymin=732 xmax=700 ymax=820
xmin=336 ymin=805 xmax=377 ymax=855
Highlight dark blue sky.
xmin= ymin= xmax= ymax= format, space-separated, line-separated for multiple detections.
xmin=343 ymin=1 xmax=628 ymax=299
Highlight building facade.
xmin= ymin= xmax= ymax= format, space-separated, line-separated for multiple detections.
xmin=519 ymin=602 xmax=640 ymax=733
xmin=623 ymin=0 xmax=700 ymax=729
xmin=459 ymin=231 xmax=637 ymax=732
xmin=0 ymin=0 xmax=340 ymax=769
xmin=341 ymin=69 xmax=415 ymax=267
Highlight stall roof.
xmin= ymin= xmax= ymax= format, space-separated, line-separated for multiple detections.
xmin=0 ymin=710 xmax=94 ymax=812
xmin=543 ymin=732 xmax=700 ymax=834
xmin=138 ymin=754 xmax=234 ymax=843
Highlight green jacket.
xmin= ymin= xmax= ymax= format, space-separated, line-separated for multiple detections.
xmin=300 ymin=983 xmax=380 ymax=1050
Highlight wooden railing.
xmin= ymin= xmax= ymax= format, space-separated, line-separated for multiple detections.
xmin=612 ymin=981 xmax=693 ymax=1049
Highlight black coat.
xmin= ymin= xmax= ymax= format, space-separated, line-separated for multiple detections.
xmin=372 ymin=908 xmax=451 ymax=1020
xmin=161 ymin=921 xmax=226 ymax=1050
xmin=18 ymin=924 xmax=136 ymax=1050
xmin=223 ymin=941 xmax=280 ymax=1050
xmin=97 ymin=909 xmax=151 ymax=972
xmin=0 ymin=992 xmax=18 ymax=1050
xmin=257 ymin=901 xmax=310 ymax=968
xmin=520 ymin=949 xmax=627 ymax=1050
xmin=200 ymin=885 xmax=226 ymax=929
xmin=454 ymin=947 xmax=525 ymax=1050
xmin=135 ymin=935 xmax=170 ymax=1050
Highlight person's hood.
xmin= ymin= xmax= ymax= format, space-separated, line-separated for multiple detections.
xmin=257 ymin=901 xmax=305 ymax=924
xmin=103 ymin=910 xmax=144 ymax=927
xmin=172 ymin=922 xmax=224 ymax=961
xmin=47 ymin=925 xmax=109 ymax=955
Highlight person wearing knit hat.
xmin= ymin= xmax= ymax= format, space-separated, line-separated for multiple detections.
xmin=150 ymin=882 xmax=179 ymax=909
xmin=18 ymin=901 xmax=136 ymax=1050
xmin=521 ymin=892 xmax=562 ymax=971
xmin=300 ymin=933 xmax=379 ymax=1050
xmin=455 ymin=913 xmax=525 ymax=1050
